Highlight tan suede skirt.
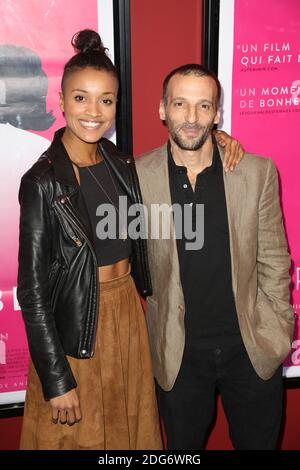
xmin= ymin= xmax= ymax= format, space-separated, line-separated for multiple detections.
xmin=20 ymin=272 xmax=162 ymax=450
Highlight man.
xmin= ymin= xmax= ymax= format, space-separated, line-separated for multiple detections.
xmin=135 ymin=64 xmax=294 ymax=450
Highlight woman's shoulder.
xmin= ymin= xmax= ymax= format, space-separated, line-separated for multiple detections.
xmin=21 ymin=151 xmax=54 ymax=186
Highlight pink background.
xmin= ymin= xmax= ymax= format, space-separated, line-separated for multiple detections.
xmin=231 ymin=0 xmax=300 ymax=370
xmin=0 ymin=0 xmax=98 ymax=399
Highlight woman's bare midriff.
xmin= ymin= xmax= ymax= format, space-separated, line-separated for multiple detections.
xmin=98 ymin=257 xmax=130 ymax=282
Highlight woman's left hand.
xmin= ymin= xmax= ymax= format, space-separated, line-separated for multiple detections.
xmin=214 ymin=130 xmax=244 ymax=172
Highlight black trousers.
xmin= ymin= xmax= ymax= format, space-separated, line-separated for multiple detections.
xmin=157 ymin=342 xmax=283 ymax=450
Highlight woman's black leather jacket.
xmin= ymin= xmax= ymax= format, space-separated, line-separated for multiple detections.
xmin=17 ymin=128 xmax=152 ymax=400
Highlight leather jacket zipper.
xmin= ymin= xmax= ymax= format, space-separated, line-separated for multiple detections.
xmin=53 ymin=203 xmax=83 ymax=247
xmin=54 ymin=196 xmax=99 ymax=357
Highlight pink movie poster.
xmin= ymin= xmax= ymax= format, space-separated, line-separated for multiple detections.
xmin=0 ymin=0 xmax=101 ymax=405
xmin=231 ymin=0 xmax=300 ymax=376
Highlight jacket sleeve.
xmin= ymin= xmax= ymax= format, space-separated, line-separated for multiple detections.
xmin=17 ymin=175 xmax=77 ymax=400
xmin=257 ymin=158 xmax=294 ymax=336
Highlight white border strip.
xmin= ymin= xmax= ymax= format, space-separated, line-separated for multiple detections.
xmin=97 ymin=0 xmax=116 ymax=143
xmin=98 ymin=0 xmax=115 ymax=63
xmin=283 ymin=366 xmax=300 ymax=378
xmin=218 ymin=0 xmax=235 ymax=133
xmin=0 ymin=390 xmax=25 ymax=405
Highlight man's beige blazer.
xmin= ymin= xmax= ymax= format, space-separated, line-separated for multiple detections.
xmin=135 ymin=144 xmax=294 ymax=391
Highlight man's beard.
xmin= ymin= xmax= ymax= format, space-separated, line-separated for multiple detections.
xmin=166 ymin=117 xmax=215 ymax=151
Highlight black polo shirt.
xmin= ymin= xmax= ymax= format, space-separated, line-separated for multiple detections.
xmin=168 ymin=141 xmax=242 ymax=348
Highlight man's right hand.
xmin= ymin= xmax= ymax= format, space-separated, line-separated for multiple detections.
xmin=50 ymin=388 xmax=82 ymax=426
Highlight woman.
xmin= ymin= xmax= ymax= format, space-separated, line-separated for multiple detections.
xmin=17 ymin=30 xmax=242 ymax=450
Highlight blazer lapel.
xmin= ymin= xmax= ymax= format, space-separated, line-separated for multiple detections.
xmin=219 ymin=146 xmax=247 ymax=297
xmin=142 ymin=144 xmax=179 ymax=267
xmin=144 ymin=144 xmax=172 ymax=205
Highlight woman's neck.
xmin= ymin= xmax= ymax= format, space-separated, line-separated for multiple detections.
xmin=61 ymin=129 xmax=101 ymax=166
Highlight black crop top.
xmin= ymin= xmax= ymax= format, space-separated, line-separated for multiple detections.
xmin=77 ymin=160 xmax=132 ymax=267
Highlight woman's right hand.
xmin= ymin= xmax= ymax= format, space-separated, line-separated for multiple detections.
xmin=50 ymin=389 xmax=82 ymax=426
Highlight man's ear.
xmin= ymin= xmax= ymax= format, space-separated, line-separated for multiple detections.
xmin=159 ymin=99 xmax=166 ymax=121
xmin=59 ymin=91 xmax=64 ymax=113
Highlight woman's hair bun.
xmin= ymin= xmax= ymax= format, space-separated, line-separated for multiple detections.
xmin=72 ymin=29 xmax=106 ymax=55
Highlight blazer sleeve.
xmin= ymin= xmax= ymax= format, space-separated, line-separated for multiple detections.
xmin=17 ymin=174 xmax=77 ymax=400
xmin=257 ymin=158 xmax=294 ymax=332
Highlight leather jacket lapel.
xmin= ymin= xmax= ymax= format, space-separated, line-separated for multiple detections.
xmin=46 ymin=128 xmax=94 ymax=244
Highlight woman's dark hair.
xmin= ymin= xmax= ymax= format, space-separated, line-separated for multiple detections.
xmin=61 ymin=29 xmax=118 ymax=89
